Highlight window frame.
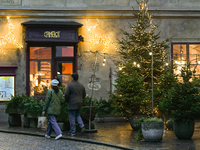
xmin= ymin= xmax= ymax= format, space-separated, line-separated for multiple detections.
xmin=171 ymin=42 xmax=200 ymax=77
xmin=26 ymin=42 xmax=78 ymax=99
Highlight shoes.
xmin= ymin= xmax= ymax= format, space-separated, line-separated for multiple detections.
xmin=55 ymin=134 xmax=62 ymax=140
xmin=68 ymin=132 xmax=75 ymax=136
xmin=81 ymin=126 xmax=85 ymax=133
xmin=45 ymin=134 xmax=50 ymax=138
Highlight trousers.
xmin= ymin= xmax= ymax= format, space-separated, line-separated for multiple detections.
xmin=46 ymin=115 xmax=62 ymax=136
xmin=68 ymin=109 xmax=84 ymax=134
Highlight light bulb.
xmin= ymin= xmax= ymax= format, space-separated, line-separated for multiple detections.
xmin=149 ymin=52 xmax=152 ymax=55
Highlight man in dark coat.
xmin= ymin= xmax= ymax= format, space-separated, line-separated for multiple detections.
xmin=65 ymin=73 xmax=86 ymax=136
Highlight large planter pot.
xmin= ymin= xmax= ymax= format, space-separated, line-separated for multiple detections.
xmin=163 ymin=114 xmax=173 ymax=130
xmin=129 ymin=114 xmax=146 ymax=131
xmin=80 ymin=106 xmax=97 ymax=123
xmin=141 ymin=122 xmax=164 ymax=142
xmin=173 ymin=119 xmax=195 ymax=139
xmin=6 ymin=107 xmax=22 ymax=127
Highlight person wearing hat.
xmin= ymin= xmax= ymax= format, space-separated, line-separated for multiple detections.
xmin=65 ymin=73 xmax=86 ymax=136
xmin=42 ymin=79 xmax=64 ymax=140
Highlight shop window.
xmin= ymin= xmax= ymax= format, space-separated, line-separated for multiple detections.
xmin=172 ymin=43 xmax=200 ymax=78
xmin=29 ymin=47 xmax=52 ymax=96
xmin=28 ymin=45 xmax=76 ymax=97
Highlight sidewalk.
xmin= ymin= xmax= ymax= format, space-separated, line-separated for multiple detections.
xmin=0 ymin=117 xmax=200 ymax=150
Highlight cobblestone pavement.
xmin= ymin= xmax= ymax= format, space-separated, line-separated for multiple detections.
xmin=0 ymin=132 xmax=122 ymax=150
xmin=1 ymin=120 xmax=200 ymax=150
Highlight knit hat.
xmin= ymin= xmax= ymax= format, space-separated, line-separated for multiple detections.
xmin=51 ymin=79 xmax=59 ymax=86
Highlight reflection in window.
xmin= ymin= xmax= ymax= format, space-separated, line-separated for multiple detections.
xmin=29 ymin=47 xmax=52 ymax=96
xmin=56 ymin=46 xmax=74 ymax=57
xmin=57 ymin=63 xmax=73 ymax=87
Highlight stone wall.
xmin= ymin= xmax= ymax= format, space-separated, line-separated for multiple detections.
xmin=0 ymin=0 xmax=199 ymax=100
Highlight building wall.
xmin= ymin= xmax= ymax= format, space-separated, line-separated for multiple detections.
xmin=0 ymin=0 xmax=199 ymax=101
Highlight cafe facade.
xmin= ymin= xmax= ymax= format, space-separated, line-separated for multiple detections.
xmin=0 ymin=0 xmax=200 ymax=105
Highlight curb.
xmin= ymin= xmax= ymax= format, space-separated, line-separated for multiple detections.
xmin=0 ymin=129 xmax=147 ymax=150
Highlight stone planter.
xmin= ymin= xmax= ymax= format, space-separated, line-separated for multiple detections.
xmin=141 ymin=122 xmax=164 ymax=142
xmin=26 ymin=111 xmax=41 ymax=128
xmin=81 ymin=106 xmax=97 ymax=123
xmin=173 ymin=119 xmax=195 ymax=139
xmin=6 ymin=107 xmax=22 ymax=127
xmin=130 ymin=114 xmax=146 ymax=131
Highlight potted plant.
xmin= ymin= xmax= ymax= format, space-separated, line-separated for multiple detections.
xmin=155 ymin=66 xmax=178 ymax=130
xmin=81 ymin=96 xmax=97 ymax=124
xmin=135 ymin=117 xmax=164 ymax=142
xmin=110 ymin=70 xmax=149 ymax=130
xmin=159 ymin=64 xmax=200 ymax=139
xmin=21 ymin=96 xmax=44 ymax=128
xmin=5 ymin=94 xmax=27 ymax=126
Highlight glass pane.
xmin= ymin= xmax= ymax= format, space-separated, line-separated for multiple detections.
xmin=0 ymin=76 xmax=14 ymax=101
xmin=30 ymin=47 xmax=51 ymax=59
xmin=29 ymin=47 xmax=52 ymax=96
xmin=189 ymin=44 xmax=200 ymax=64
xmin=173 ymin=44 xmax=187 ymax=65
xmin=56 ymin=46 xmax=74 ymax=57
xmin=57 ymin=62 xmax=73 ymax=87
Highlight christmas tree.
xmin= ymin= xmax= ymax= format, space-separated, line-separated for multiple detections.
xmin=111 ymin=0 xmax=171 ymax=116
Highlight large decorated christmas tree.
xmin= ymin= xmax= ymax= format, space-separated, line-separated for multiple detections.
xmin=111 ymin=0 xmax=171 ymax=117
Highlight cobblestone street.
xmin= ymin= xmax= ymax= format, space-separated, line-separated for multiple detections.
xmin=0 ymin=132 xmax=122 ymax=150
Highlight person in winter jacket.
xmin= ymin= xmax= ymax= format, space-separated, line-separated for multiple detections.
xmin=65 ymin=73 xmax=86 ymax=136
xmin=42 ymin=79 xmax=64 ymax=140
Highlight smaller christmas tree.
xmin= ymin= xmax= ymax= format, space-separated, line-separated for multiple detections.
xmin=111 ymin=0 xmax=171 ymax=116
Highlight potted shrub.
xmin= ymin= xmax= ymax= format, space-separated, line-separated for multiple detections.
xmin=21 ymin=96 xmax=44 ymax=128
xmin=135 ymin=117 xmax=164 ymax=142
xmin=155 ymin=66 xmax=178 ymax=130
xmin=159 ymin=64 xmax=200 ymax=139
xmin=96 ymin=97 xmax=112 ymax=122
xmin=81 ymin=96 xmax=97 ymax=124
xmin=110 ymin=70 xmax=149 ymax=130
xmin=5 ymin=94 xmax=27 ymax=126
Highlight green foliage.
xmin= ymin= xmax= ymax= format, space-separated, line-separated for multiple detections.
xmin=57 ymin=101 xmax=69 ymax=123
xmin=6 ymin=94 xmax=44 ymax=114
xmin=21 ymin=96 xmax=44 ymax=113
xmin=96 ymin=97 xmax=112 ymax=117
xmin=155 ymin=66 xmax=178 ymax=109
xmin=83 ymin=96 xmax=97 ymax=106
xmin=111 ymin=70 xmax=149 ymax=117
xmin=111 ymin=0 xmax=171 ymax=117
xmin=159 ymin=64 xmax=200 ymax=121
xmin=6 ymin=94 xmax=27 ymax=108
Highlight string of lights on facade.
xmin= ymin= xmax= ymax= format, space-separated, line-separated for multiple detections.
xmin=0 ymin=16 xmax=23 ymax=54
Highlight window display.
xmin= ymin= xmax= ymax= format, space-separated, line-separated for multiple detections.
xmin=29 ymin=47 xmax=52 ymax=96
xmin=0 ymin=76 xmax=14 ymax=101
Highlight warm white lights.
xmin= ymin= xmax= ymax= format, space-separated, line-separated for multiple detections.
xmin=86 ymin=19 xmax=117 ymax=53
xmin=0 ymin=16 xmax=23 ymax=54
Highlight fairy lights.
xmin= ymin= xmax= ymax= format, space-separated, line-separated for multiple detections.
xmin=86 ymin=19 xmax=117 ymax=53
xmin=0 ymin=16 xmax=23 ymax=54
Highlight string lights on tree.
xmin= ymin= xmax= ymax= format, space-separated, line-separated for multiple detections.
xmin=0 ymin=16 xmax=23 ymax=54
xmin=111 ymin=0 xmax=171 ymax=116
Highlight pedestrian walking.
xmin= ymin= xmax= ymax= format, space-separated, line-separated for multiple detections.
xmin=65 ymin=73 xmax=86 ymax=136
xmin=42 ymin=79 xmax=64 ymax=140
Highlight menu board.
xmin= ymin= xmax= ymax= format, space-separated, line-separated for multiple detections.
xmin=0 ymin=76 xmax=14 ymax=101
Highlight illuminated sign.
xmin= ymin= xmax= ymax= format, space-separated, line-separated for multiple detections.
xmin=44 ymin=31 xmax=60 ymax=38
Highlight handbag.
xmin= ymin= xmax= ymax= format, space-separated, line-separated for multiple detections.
xmin=37 ymin=116 xmax=47 ymax=129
